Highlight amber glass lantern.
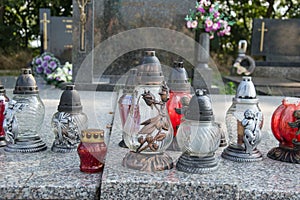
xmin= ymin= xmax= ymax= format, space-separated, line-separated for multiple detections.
xmin=176 ymin=89 xmax=221 ymax=173
xmin=77 ymin=129 xmax=107 ymax=173
xmin=222 ymin=76 xmax=263 ymax=162
xmin=122 ymin=51 xmax=174 ymax=172
xmin=166 ymin=61 xmax=192 ymax=151
xmin=4 ymin=68 xmax=47 ymax=153
xmin=267 ymin=98 xmax=300 ymax=163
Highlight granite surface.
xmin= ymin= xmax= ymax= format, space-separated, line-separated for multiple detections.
xmin=101 ymin=94 xmax=300 ymax=200
xmin=0 ymin=83 xmax=116 ymax=200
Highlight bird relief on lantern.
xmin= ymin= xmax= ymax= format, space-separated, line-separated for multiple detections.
xmin=124 ymin=83 xmax=172 ymax=154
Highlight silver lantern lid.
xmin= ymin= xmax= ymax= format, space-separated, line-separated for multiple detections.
xmin=14 ymin=68 xmax=39 ymax=94
xmin=58 ymin=85 xmax=83 ymax=113
xmin=167 ymin=61 xmax=191 ymax=92
xmin=136 ymin=51 xmax=164 ymax=85
xmin=233 ymin=76 xmax=258 ymax=104
xmin=185 ymin=89 xmax=214 ymax=121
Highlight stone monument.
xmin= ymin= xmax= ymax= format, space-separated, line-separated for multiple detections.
xmin=39 ymin=8 xmax=73 ymax=63
xmin=72 ymin=0 xmax=221 ymax=92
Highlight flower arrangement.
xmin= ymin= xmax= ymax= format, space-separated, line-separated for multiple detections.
xmin=185 ymin=0 xmax=234 ymax=39
xmin=47 ymin=62 xmax=73 ymax=87
xmin=31 ymin=52 xmax=72 ymax=87
xmin=32 ymin=52 xmax=61 ymax=79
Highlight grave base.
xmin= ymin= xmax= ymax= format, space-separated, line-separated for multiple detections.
xmin=221 ymin=144 xmax=262 ymax=162
xmin=267 ymin=146 xmax=300 ymax=164
xmin=122 ymin=151 xmax=173 ymax=172
xmin=5 ymin=137 xmax=47 ymax=153
xmin=176 ymin=153 xmax=218 ymax=174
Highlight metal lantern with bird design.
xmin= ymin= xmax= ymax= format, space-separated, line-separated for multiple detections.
xmin=122 ymin=51 xmax=174 ymax=172
xmin=267 ymin=98 xmax=300 ymax=163
xmin=51 ymin=85 xmax=88 ymax=153
xmin=222 ymin=76 xmax=263 ymax=162
xmin=4 ymin=68 xmax=47 ymax=153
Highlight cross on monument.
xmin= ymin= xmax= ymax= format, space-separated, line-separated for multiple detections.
xmin=258 ymin=21 xmax=268 ymax=52
xmin=40 ymin=12 xmax=50 ymax=51
xmin=77 ymin=0 xmax=91 ymax=51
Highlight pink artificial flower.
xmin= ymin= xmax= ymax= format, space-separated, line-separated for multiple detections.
xmin=214 ymin=12 xmax=220 ymax=18
xmin=197 ymin=7 xmax=206 ymax=13
xmin=212 ymin=22 xmax=221 ymax=31
xmin=201 ymin=0 xmax=211 ymax=7
xmin=191 ymin=20 xmax=198 ymax=28
xmin=205 ymin=18 xmax=213 ymax=28
xmin=224 ymin=25 xmax=231 ymax=35
xmin=186 ymin=21 xmax=192 ymax=28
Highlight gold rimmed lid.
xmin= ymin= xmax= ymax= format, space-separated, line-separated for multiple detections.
xmin=81 ymin=129 xmax=105 ymax=143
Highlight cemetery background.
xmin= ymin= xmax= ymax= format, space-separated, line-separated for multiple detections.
xmin=0 ymin=1 xmax=299 ymax=199
xmin=0 ymin=0 xmax=299 ymax=96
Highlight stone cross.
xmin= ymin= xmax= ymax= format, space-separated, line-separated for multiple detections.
xmin=40 ymin=12 xmax=50 ymax=51
xmin=257 ymin=21 xmax=268 ymax=52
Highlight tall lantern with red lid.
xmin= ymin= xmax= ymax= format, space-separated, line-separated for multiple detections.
xmin=166 ymin=61 xmax=192 ymax=150
xmin=267 ymin=98 xmax=300 ymax=163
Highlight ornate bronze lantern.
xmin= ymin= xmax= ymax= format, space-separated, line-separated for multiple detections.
xmin=122 ymin=51 xmax=174 ymax=172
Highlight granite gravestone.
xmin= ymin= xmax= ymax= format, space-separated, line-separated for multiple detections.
xmin=39 ymin=8 xmax=72 ymax=63
xmin=72 ymin=0 xmax=218 ymax=91
xmin=251 ymin=18 xmax=300 ymax=65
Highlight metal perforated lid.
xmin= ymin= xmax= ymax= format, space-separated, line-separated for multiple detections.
xmin=13 ymin=68 xmax=39 ymax=94
xmin=58 ymin=85 xmax=83 ymax=113
xmin=167 ymin=61 xmax=191 ymax=92
xmin=185 ymin=89 xmax=214 ymax=121
xmin=136 ymin=51 xmax=164 ymax=85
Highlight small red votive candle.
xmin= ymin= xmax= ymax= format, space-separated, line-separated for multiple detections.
xmin=77 ymin=129 xmax=107 ymax=173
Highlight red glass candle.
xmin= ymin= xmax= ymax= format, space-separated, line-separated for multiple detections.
xmin=77 ymin=129 xmax=107 ymax=173
xmin=0 ymin=85 xmax=9 ymax=146
xmin=268 ymin=98 xmax=300 ymax=163
xmin=167 ymin=91 xmax=191 ymax=136
xmin=0 ymin=99 xmax=5 ymax=138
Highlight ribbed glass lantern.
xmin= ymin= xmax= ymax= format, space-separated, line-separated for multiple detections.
xmin=51 ymin=85 xmax=88 ymax=153
xmin=222 ymin=76 xmax=263 ymax=162
xmin=4 ymin=68 xmax=47 ymax=153
xmin=122 ymin=51 xmax=174 ymax=172
xmin=176 ymin=89 xmax=221 ymax=173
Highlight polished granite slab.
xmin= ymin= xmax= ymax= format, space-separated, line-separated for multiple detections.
xmin=101 ymin=94 xmax=300 ymax=200
xmin=0 ymin=87 xmax=116 ymax=200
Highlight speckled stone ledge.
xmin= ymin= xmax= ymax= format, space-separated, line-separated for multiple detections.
xmin=0 ymin=88 xmax=116 ymax=200
xmin=101 ymin=95 xmax=300 ymax=200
